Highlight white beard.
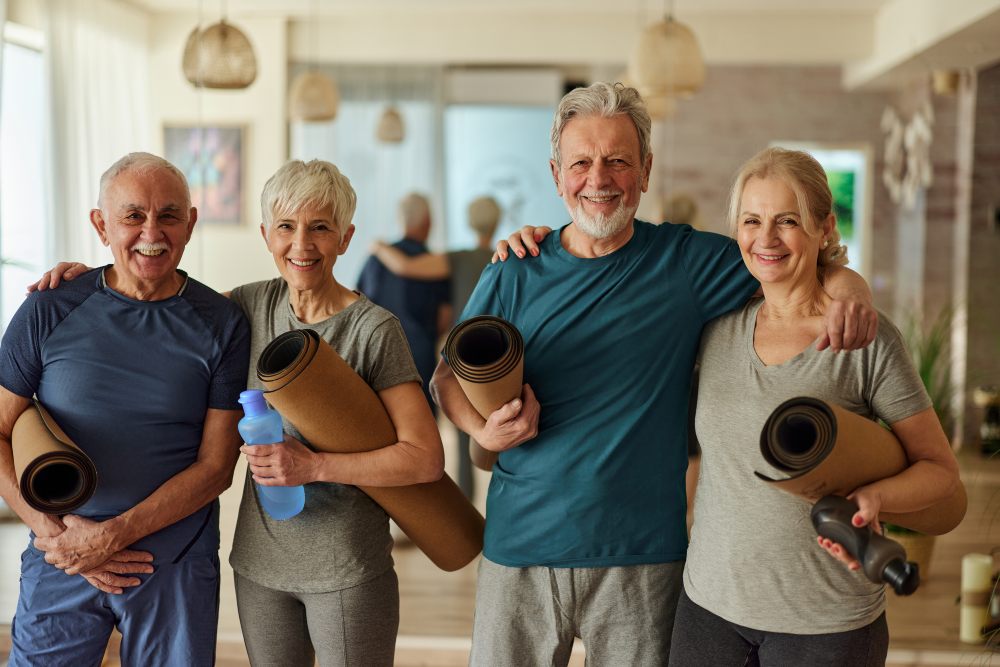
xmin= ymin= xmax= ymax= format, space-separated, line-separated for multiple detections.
xmin=571 ymin=199 xmax=635 ymax=240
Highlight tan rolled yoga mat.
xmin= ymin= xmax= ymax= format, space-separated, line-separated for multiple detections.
xmin=257 ymin=329 xmax=484 ymax=572
xmin=11 ymin=401 xmax=98 ymax=514
xmin=756 ymin=396 xmax=966 ymax=535
xmin=442 ymin=316 xmax=524 ymax=419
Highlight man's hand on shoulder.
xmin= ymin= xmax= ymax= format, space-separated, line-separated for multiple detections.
xmin=817 ymin=298 xmax=878 ymax=352
xmin=475 ymin=384 xmax=540 ymax=452
xmin=492 ymin=226 xmax=553 ymax=263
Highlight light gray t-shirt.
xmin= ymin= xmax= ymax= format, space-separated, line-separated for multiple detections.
xmin=228 ymin=278 xmax=420 ymax=593
xmin=684 ymin=298 xmax=931 ymax=634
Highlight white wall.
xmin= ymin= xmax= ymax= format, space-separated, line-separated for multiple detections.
xmin=147 ymin=13 xmax=287 ymax=293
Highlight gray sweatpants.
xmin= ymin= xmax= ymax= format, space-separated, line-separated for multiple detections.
xmin=234 ymin=569 xmax=399 ymax=667
xmin=470 ymin=557 xmax=683 ymax=667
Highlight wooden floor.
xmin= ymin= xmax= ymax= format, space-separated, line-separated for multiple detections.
xmin=0 ymin=443 xmax=997 ymax=666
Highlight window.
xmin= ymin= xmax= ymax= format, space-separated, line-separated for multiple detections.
xmin=772 ymin=142 xmax=873 ymax=279
xmin=1 ymin=28 xmax=48 ymax=329
xmin=444 ymin=105 xmax=566 ymax=250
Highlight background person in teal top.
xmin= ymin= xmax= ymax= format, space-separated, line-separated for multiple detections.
xmin=431 ymin=82 xmax=878 ymax=667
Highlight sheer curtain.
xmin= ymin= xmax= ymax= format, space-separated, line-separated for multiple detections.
xmin=45 ymin=0 xmax=151 ymax=266
xmin=290 ymin=65 xmax=443 ymax=289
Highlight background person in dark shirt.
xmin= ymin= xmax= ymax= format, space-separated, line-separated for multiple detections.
xmin=370 ymin=195 xmax=502 ymax=497
xmin=357 ymin=193 xmax=450 ymax=412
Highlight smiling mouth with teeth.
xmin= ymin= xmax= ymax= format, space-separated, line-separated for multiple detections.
xmin=584 ymin=194 xmax=619 ymax=204
xmin=289 ymin=259 xmax=319 ymax=267
xmin=135 ymin=248 xmax=167 ymax=257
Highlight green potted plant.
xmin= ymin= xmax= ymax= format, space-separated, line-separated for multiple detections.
xmin=883 ymin=306 xmax=955 ymax=577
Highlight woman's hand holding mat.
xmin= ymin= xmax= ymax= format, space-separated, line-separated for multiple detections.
xmin=257 ymin=330 xmax=484 ymax=572
xmin=757 ymin=396 xmax=966 ymax=535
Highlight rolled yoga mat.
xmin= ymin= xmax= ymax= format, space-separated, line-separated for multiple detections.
xmin=257 ymin=329 xmax=484 ymax=572
xmin=11 ymin=401 xmax=98 ymax=514
xmin=756 ymin=396 xmax=967 ymax=535
xmin=442 ymin=316 xmax=524 ymax=419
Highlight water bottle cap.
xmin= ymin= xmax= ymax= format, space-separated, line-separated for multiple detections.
xmin=239 ymin=390 xmax=268 ymax=416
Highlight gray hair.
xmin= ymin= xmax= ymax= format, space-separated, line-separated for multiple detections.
xmin=467 ymin=196 xmax=501 ymax=237
xmin=98 ymin=152 xmax=190 ymax=209
xmin=261 ymin=159 xmax=357 ymax=235
xmin=550 ymin=82 xmax=652 ymax=167
xmin=399 ymin=193 xmax=431 ymax=230
xmin=726 ymin=147 xmax=848 ymax=268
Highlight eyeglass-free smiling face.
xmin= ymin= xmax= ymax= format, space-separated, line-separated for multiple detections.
xmin=262 ymin=203 xmax=354 ymax=293
xmin=737 ymin=176 xmax=831 ymax=288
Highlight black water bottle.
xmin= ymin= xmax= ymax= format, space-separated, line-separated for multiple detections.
xmin=811 ymin=495 xmax=920 ymax=596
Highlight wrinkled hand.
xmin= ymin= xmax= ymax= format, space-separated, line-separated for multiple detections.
xmin=816 ymin=298 xmax=877 ymax=352
xmin=242 ymin=434 xmax=319 ymax=487
xmin=27 ymin=261 xmax=90 ymax=294
xmin=491 ymin=226 xmax=553 ymax=263
xmin=817 ymin=488 xmax=883 ymax=572
xmin=475 ymin=384 xmax=540 ymax=452
xmin=81 ymin=549 xmax=155 ymax=594
xmin=34 ymin=515 xmax=123 ymax=575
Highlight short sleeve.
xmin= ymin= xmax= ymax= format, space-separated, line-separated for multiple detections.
xmin=679 ymin=228 xmax=758 ymax=323
xmin=363 ymin=318 xmax=422 ymax=392
xmin=867 ymin=317 xmax=933 ymax=425
xmin=206 ymin=304 xmax=252 ymax=410
xmin=0 ymin=296 xmax=44 ymax=398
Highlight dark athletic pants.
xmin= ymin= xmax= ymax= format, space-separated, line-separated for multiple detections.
xmin=668 ymin=588 xmax=889 ymax=667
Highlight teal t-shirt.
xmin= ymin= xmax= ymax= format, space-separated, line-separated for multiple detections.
xmin=460 ymin=220 xmax=758 ymax=567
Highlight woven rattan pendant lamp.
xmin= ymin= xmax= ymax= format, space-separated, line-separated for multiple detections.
xmin=288 ymin=0 xmax=339 ymax=121
xmin=375 ymin=106 xmax=405 ymax=143
xmin=182 ymin=1 xmax=257 ymax=90
xmin=628 ymin=1 xmax=704 ymax=99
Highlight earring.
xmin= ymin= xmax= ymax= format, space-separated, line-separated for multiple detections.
xmin=822 ymin=239 xmax=829 ymax=249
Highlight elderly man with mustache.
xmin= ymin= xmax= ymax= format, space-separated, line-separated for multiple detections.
xmin=0 ymin=152 xmax=249 ymax=666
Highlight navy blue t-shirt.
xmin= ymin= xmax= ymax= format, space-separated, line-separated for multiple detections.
xmin=0 ymin=267 xmax=250 ymax=562
xmin=357 ymin=238 xmax=449 ymax=403
xmin=459 ymin=221 xmax=758 ymax=568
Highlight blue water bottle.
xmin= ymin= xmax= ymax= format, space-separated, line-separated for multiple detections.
xmin=238 ymin=390 xmax=305 ymax=520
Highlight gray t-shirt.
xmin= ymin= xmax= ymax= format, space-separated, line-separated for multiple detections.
xmin=684 ymin=298 xmax=931 ymax=634
xmin=228 ymin=278 xmax=420 ymax=593
xmin=446 ymin=247 xmax=493 ymax=320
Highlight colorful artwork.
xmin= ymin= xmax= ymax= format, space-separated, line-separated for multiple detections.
xmin=163 ymin=125 xmax=243 ymax=224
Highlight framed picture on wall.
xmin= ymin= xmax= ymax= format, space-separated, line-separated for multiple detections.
xmin=163 ymin=125 xmax=244 ymax=225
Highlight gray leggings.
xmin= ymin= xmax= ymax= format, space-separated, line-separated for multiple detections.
xmin=234 ymin=569 xmax=399 ymax=667
xmin=668 ymin=589 xmax=889 ymax=667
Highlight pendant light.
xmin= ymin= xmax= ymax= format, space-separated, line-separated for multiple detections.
xmin=628 ymin=1 xmax=705 ymax=99
xmin=182 ymin=1 xmax=257 ymax=90
xmin=376 ymin=106 xmax=405 ymax=143
xmin=288 ymin=0 xmax=339 ymax=122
